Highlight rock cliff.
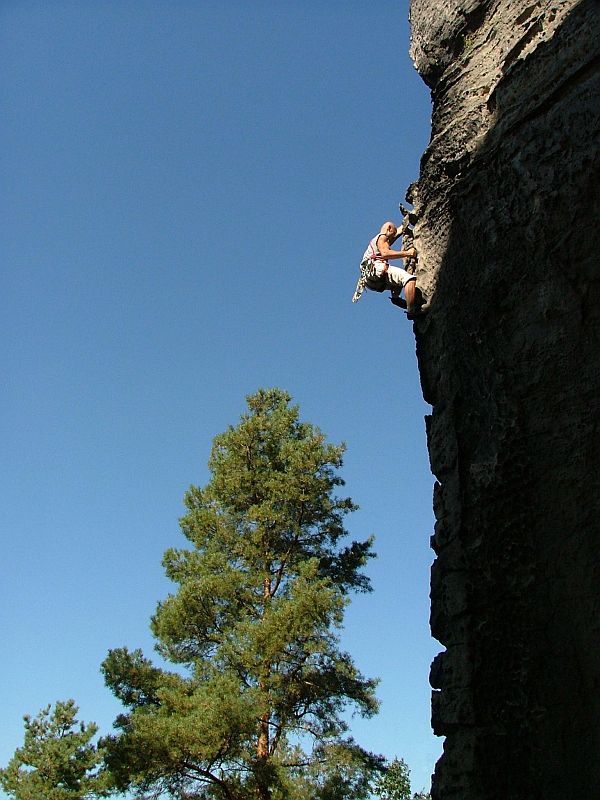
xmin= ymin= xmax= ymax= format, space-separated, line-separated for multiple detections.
xmin=407 ymin=1 xmax=600 ymax=797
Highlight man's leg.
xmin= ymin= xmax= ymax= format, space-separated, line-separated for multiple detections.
xmin=385 ymin=266 xmax=420 ymax=314
xmin=390 ymin=295 xmax=407 ymax=309
xmin=405 ymin=278 xmax=426 ymax=318
xmin=405 ymin=278 xmax=416 ymax=310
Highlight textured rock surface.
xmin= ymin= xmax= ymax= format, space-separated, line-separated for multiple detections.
xmin=407 ymin=1 xmax=600 ymax=797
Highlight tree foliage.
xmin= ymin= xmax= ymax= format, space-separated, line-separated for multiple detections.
xmin=100 ymin=388 xmax=380 ymax=800
xmin=372 ymin=758 xmax=431 ymax=800
xmin=0 ymin=700 xmax=104 ymax=800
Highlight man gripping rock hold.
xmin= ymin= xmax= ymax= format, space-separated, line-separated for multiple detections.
xmin=352 ymin=221 xmax=421 ymax=317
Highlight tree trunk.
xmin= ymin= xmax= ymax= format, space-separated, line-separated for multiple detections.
xmin=256 ymin=571 xmax=272 ymax=800
xmin=256 ymin=711 xmax=271 ymax=800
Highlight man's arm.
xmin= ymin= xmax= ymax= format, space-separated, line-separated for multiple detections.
xmin=377 ymin=234 xmax=416 ymax=260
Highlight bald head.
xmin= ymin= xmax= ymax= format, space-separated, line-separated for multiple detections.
xmin=380 ymin=221 xmax=397 ymax=238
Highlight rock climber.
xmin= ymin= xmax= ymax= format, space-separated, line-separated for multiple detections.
xmin=352 ymin=221 xmax=419 ymax=316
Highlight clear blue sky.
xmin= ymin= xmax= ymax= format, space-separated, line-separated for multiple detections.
xmin=0 ymin=0 xmax=439 ymax=794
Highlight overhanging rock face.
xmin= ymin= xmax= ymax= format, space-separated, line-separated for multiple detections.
xmin=407 ymin=1 xmax=600 ymax=798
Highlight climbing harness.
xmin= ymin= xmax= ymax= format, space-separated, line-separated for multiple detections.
xmin=352 ymin=233 xmax=390 ymax=303
xmin=352 ymin=257 xmax=386 ymax=303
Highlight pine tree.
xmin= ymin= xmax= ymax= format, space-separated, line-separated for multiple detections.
xmin=372 ymin=758 xmax=431 ymax=800
xmin=101 ymin=388 xmax=381 ymax=800
xmin=0 ymin=700 xmax=104 ymax=800
xmin=372 ymin=758 xmax=411 ymax=800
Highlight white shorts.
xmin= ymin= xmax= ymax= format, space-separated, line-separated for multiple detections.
xmin=374 ymin=262 xmax=416 ymax=289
